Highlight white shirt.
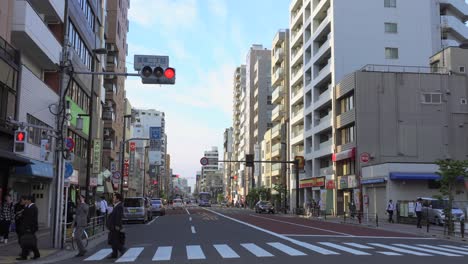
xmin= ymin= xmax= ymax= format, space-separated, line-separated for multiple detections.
xmin=387 ymin=202 xmax=395 ymax=211
xmin=100 ymin=200 xmax=108 ymax=213
xmin=415 ymin=202 xmax=423 ymax=212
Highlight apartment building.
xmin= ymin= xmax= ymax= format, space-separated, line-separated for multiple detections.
xmin=102 ymin=0 xmax=130 ymax=189
xmin=289 ymin=0 xmax=468 ymax=211
xmin=334 ymin=47 xmax=468 ymax=218
xmin=201 ymin=147 xmax=219 ymax=192
xmin=131 ymin=109 xmax=167 ymax=197
xmin=232 ymin=65 xmax=246 ymax=200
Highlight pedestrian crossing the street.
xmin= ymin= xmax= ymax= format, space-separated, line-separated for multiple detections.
xmin=83 ymin=241 xmax=468 ymax=262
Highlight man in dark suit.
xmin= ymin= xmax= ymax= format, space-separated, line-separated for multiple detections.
xmin=107 ymin=193 xmax=126 ymax=259
xmin=16 ymin=195 xmax=40 ymax=260
xmin=74 ymin=195 xmax=89 ymax=257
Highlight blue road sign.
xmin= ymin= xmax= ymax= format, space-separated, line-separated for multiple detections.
xmin=65 ymin=162 xmax=73 ymax=179
xmin=65 ymin=137 xmax=75 ymax=151
xmin=149 ymin=127 xmax=161 ymax=140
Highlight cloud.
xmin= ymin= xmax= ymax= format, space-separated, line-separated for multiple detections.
xmin=207 ymin=0 xmax=228 ymax=18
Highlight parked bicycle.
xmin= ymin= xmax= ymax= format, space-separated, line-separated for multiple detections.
xmin=71 ymin=227 xmax=89 ymax=250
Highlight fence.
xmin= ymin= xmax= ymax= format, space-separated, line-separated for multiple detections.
xmin=63 ymin=215 xmax=107 ymax=248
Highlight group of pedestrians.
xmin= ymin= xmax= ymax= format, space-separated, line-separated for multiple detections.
xmin=386 ymin=198 xmax=424 ymax=228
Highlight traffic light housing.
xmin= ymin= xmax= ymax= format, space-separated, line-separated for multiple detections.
xmin=140 ymin=66 xmax=176 ymax=85
xmin=245 ymin=154 xmax=254 ymax=167
xmin=14 ymin=129 xmax=27 ymax=153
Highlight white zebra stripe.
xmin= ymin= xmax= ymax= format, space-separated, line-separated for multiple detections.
xmin=213 ymin=244 xmax=240 ymax=259
xmin=369 ymin=243 xmax=432 ymax=256
xmin=115 ymin=247 xmax=144 ymax=263
xmin=417 ymin=244 xmax=468 ymax=255
xmin=394 ymin=244 xmax=462 ymax=257
xmin=241 ymin=243 xmax=274 ymax=257
xmin=343 ymin=242 xmax=374 ymax=249
xmin=186 ymin=245 xmax=206 ymax=260
xmin=319 ymin=242 xmax=370 ymax=255
xmin=152 ymin=246 xmax=172 ymax=261
xmin=84 ymin=249 xmax=113 ymax=261
xmin=267 ymin=242 xmax=307 ymax=256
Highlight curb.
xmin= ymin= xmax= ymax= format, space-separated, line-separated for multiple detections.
xmin=30 ymin=231 xmax=109 ymax=264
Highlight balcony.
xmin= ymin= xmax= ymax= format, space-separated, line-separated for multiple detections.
xmin=314 ymin=34 xmax=332 ymax=59
xmin=103 ymin=140 xmax=115 ymax=150
xmin=274 ymin=48 xmax=284 ymax=63
xmin=441 ymin=15 xmax=468 ymax=41
xmin=272 ymin=105 xmax=284 ymax=122
xmin=271 ymin=123 xmax=281 ymax=140
xmin=291 ymin=129 xmax=304 ymax=146
xmin=272 ymin=85 xmax=285 ymax=104
xmin=315 ymin=59 xmax=331 ymax=81
xmin=271 ymin=143 xmax=281 ymax=158
xmin=319 ymin=166 xmax=333 ymax=176
xmin=272 ymin=163 xmax=281 ymax=176
xmin=272 ymin=67 xmax=284 ymax=86
xmin=290 ymin=7 xmax=303 ymax=28
xmin=11 ymin=0 xmax=62 ymax=69
xmin=253 ymin=114 xmax=259 ymax=124
xmin=291 ymin=45 xmax=303 ymax=66
xmin=105 ymin=83 xmax=117 ymax=98
xmin=314 ymin=85 xmax=331 ymax=107
xmin=291 ymin=86 xmax=304 ymax=105
xmin=439 ymin=0 xmax=468 ymax=19
xmin=314 ymin=113 xmax=332 ymax=133
xmin=291 ymin=108 xmax=304 ymax=125
xmin=291 ymin=65 xmax=303 ymax=85
xmin=254 ymin=87 xmax=259 ymax=98
xmin=291 ymin=26 xmax=303 ymax=46
xmin=29 ymin=0 xmax=64 ymax=23
xmin=106 ymin=54 xmax=118 ymax=72
xmin=254 ymin=100 xmax=259 ymax=111
xmin=102 ymin=111 xmax=115 ymax=121
xmin=315 ymin=139 xmax=333 ymax=158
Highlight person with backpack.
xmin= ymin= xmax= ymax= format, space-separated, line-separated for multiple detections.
xmin=386 ymin=199 xmax=395 ymax=223
xmin=73 ymin=195 xmax=89 ymax=257
xmin=0 ymin=194 xmax=15 ymax=244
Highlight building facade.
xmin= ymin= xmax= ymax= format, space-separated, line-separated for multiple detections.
xmin=232 ymin=65 xmax=246 ymax=201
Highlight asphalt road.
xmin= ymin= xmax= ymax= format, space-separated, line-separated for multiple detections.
xmin=60 ymin=206 xmax=468 ymax=264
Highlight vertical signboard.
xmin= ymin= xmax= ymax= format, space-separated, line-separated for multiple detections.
xmin=92 ymin=139 xmax=101 ymax=174
xmin=129 ymin=142 xmax=136 ymax=173
xmin=123 ymin=159 xmax=129 ymax=188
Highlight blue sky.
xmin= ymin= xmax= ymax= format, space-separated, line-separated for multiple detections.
xmin=125 ymin=0 xmax=290 ymax=189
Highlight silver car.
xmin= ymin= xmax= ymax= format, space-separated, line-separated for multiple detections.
xmin=420 ymin=197 xmax=465 ymax=225
xmin=151 ymin=199 xmax=166 ymax=216
xmin=123 ymin=197 xmax=151 ymax=224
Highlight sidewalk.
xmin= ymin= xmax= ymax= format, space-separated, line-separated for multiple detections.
xmin=0 ymin=229 xmax=57 ymax=264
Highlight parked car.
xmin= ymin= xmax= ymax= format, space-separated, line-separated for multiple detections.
xmin=123 ymin=197 xmax=151 ymax=224
xmin=419 ymin=197 xmax=465 ymax=225
xmin=173 ymin=198 xmax=184 ymax=209
xmin=151 ymin=199 xmax=166 ymax=216
xmin=255 ymin=201 xmax=275 ymax=214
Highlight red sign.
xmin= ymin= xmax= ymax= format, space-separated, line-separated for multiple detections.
xmin=299 ymin=177 xmax=325 ymax=188
xmin=360 ymin=152 xmax=370 ymax=163
xmin=130 ymin=142 xmax=136 ymax=152
xmin=326 ymin=180 xmax=335 ymax=189
xmin=200 ymin=157 xmax=209 ymax=166
xmin=332 ymin=147 xmax=356 ymax=162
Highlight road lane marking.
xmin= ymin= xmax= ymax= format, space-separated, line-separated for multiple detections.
xmin=343 ymin=242 xmax=374 ymax=249
xmin=249 ymin=214 xmax=352 ymax=236
xmin=440 ymin=245 xmax=468 ymax=252
xmin=115 ymin=247 xmax=144 ymax=262
xmin=394 ymin=244 xmax=462 ymax=257
xmin=146 ymin=216 xmax=159 ymax=225
xmin=152 ymin=246 xmax=172 ymax=261
xmin=283 ymin=234 xmax=434 ymax=239
xmin=417 ymin=244 xmax=468 ymax=255
xmin=186 ymin=245 xmax=206 ymax=260
xmin=377 ymin=251 xmax=402 ymax=256
xmin=318 ymin=242 xmax=371 ymax=255
xmin=267 ymin=242 xmax=307 ymax=256
xmin=241 ymin=243 xmax=274 ymax=257
xmin=283 ymin=234 xmax=349 ymax=237
xmin=186 ymin=208 xmax=191 ymax=215
xmin=204 ymin=208 xmax=338 ymax=255
xmin=191 ymin=226 xmax=196 ymax=234
xmin=213 ymin=244 xmax=240 ymax=258
xmin=369 ymin=243 xmax=432 ymax=256
xmin=84 ymin=249 xmax=112 ymax=261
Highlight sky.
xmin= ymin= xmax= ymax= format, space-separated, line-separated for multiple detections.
xmin=125 ymin=0 xmax=290 ymax=189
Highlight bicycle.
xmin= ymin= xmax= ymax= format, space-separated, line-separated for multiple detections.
xmin=71 ymin=227 xmax=89 ymax=250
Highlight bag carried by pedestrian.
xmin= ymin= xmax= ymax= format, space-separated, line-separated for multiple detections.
xmin=20 ymin=233 xmax=37 ymax=248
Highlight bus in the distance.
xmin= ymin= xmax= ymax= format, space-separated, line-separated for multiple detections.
xmin=198 ymin=192 xmax=212 ymax=207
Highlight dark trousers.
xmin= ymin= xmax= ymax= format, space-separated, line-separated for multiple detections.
xmin=416 ymin=211 xmax=423 ymax=228
xmin=0 ymin=220 xmax=11 ymax=239
xmin=109 ymin=231 xmax=125 ymax=257
xmin=20 ymin=233 xmax=40 ymax=258
xmin=387 ymin=210 xmax=394 ymax=223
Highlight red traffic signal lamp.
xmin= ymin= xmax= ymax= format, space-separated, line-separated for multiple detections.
xmin=139 ymin=65 xmax=176 ymax=85
xmin=14 ymin=129 xmax=27 ymax=153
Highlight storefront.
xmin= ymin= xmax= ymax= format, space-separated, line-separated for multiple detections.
xmin=336 ymin=174 xmax=359 ymax=215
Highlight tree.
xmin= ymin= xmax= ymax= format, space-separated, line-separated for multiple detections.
xmin=435 ymin=159 xmax=468 ymax=235
xmin=273 ymin=183 xmax=288 ymax=212
xmin=217 ymin=193 xmax=224 ymax=203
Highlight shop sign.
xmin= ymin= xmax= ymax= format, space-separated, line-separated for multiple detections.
xmin=90 ymin=177 xmax=97 ymax=187
xmin=332 ymin=147 xmax=356 ymax=162
xmin=92 ymin=139 xmax=101 ymax=174
xmin=326 ymin=180 xmax=335 ymax=189
xmin=338 ymin=176 xmax=348 ymax=189
xmin=348 ymin=175 xmax=358 ymax=188
xmin=299 ymin=177 xmax=325 ymax=188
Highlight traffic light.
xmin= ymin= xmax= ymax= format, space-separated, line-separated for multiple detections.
xmin=139 ymin=65 xmax=176 ymax=85
xmin=245 ymin=154 xmax=254 ymax=167
xmin=14 ymin=129 xmax=27 ymax=153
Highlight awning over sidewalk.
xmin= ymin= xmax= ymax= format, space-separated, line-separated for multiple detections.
xmin=15 ymin=159 xmax=54 ymax=179
xmin=390 ymin=172 xmax=464 ymax=181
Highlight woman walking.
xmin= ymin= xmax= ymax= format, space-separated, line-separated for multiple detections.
xmin=0 ymin=195 xmax=15 ymax=244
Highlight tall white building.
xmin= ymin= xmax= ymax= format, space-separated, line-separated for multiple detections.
xmin=201 ymin=146 xmax=219 ymax=192
xmin=233 ymin=65 xmax=247 ymax=197
xmin=131 ymin=109 xmax=167 ymax=196
xmin=289 ymin=0 xmax=468 ymax=210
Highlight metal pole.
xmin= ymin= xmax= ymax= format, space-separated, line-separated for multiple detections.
xmin=295 ymin=161 xmax=299 ymax=214
xmin=120 ymin=107 xmax=128 ymax=195
xmin=85 ymin=53 xmax=96 ymax=203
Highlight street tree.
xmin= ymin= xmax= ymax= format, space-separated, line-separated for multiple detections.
xmin=435 ymin=159 xmax=468 ymax=235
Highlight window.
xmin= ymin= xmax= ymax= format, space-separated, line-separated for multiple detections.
xmin=337 ymin=159 xmax=355 ymax=176
xmin=461 ymin=98 xmax=467 ymax=105
xmin=67 ymin=130 xmax=88 ymax=159
xmin=339 ymin=125 xmax=355 ymax=145
xmin=460 ymin=66 xmax=465 ymax=73
xmin=66 ymin=80 xmax=90 ymax=113
xmin=339 ymin=94 xmax=354 ymax=114
xmin=385 ymin=47 xmax=399 ymax=59
xmin=384 ymin=0 xmax=396 ymax=8
xmin=267 ymin=96 xmax=272 ymax=105
xmin=385 ymin=23 xmax=398 ymax=33
xmin=26 ymin=115 xmax=52 ymax=146
xmin=421 ymin=93 xmax=442 ymax=104
xmin=77 ymin=0 xmax=95 ymax=30
xmin=68 ymin=21 xmax=92 ymax=70
xmin=0 ymin=59 xmax=18 ymax=125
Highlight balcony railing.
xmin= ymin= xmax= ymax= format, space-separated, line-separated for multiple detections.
xmin=102 ymin=111 xmax=115 ymax=121
xmin=0 ymin=36 xmax=19 ymax=66
xmin=103 ymin=140 xmax=114 ymax=150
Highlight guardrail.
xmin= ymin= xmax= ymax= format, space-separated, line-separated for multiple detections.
xmin=63 ymin=215 xmax=107 ymax=247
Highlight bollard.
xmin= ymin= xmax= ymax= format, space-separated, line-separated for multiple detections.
xmin=358 ymin=212 xmax=362 ymax=224
xmin=426 ymin=219 xmax=430 ymax=233
xmin=461 ymin=220 xmax=465 ymax=238
xmin=344 ymin=213 xmax=346 ymax=223
xmin=376 ymin=214 xmax=379 ymax=227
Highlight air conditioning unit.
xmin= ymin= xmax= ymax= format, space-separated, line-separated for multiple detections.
xmin=106 ymin=43 xmax=117 ymax=52
xmin=104 ymin=129 xmax=111 ymax=137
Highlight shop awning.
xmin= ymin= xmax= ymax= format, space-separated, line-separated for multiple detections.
xmin=361 ymin=178 xmax=386 ymax=185
xmin=332 ymin=147 xmax=356 ymax=162
xmin=390 ymin=172 xmax=465 ymax=181
xmin=0 ymin=149 xmax=31 ymax=166
xmin=15 ymin=159 xmax=54 ymax=179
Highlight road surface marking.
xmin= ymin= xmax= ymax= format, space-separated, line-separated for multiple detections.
xmin=213 ymin=244 xmax=240 ymax=258
xmin=249 ymin=214 xmax=352 ymax=236
xmin=189 ymin=217 xmax=192 ymax=221
xmin=283 ymin=234 xmax=349 ymax=237
xmin=146 ymin=216 xmax=159 ymax=225
xmin=115 ymin=247 xmax=144 ymax=262
xmin=369 ymin=243 xmax=431 ymax=256
xmin=343 ymin=242 xmax=374 ymax=249
xmin=440 ymin=245 xmax=468 ymax=252
xmin=282 ymin=234 xmax=433 ymax=239
xmin=204 ymin=208 xmax=338 ymax=255
xmin=186 ymin=245 xmax=206 ymax=260
xmin=191 ymin=226 xmax=196 ymax=234
xmin=417 ymin=244 xmax=468 ymax=255
xmin=185 ymin=208 xmax=191 ymax=215
xmin=152 ymin=246 xmax=172 ymax=261
xmin=241 ymin=243 xmax=274 ymax=257
xmin=394 ymin=244 xmax=462 ymax=257
xmin=267 ymin=242 xmax=307 ymax=256
xmin=84 ymin=249 xmax=112 ymax=261
xmin=377 ymin=251 xmax=402 ymax=256
xmin=318 ymin=242 xmax=371 ymax=255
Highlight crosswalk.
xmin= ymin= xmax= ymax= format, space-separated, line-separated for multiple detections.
xmin=84 ymin=241 xmax=468 ymax=262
